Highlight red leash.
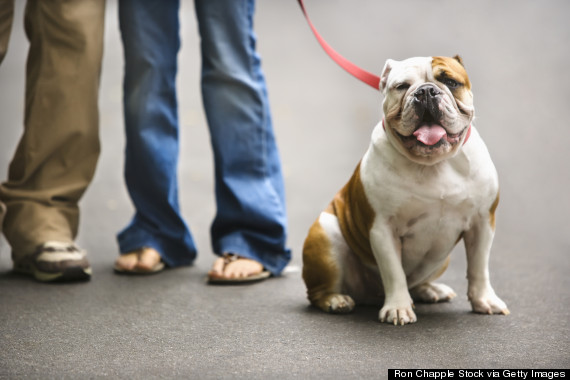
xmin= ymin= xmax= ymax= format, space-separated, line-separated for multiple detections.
xmin=298 ymin=0 xmax=471 ymax=144
xmin=297 ymin=0 xmax=380 ymax=91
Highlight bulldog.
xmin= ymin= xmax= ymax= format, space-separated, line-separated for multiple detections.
xmin=302 ymin=56 xmax=509 ymax=325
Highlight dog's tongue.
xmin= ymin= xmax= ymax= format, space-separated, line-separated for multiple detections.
xmin=413 ymin=124 xmax=447 ymax=146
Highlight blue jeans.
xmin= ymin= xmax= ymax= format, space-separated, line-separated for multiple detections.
xmin=117 ymin=0 xmax=290 ymax=275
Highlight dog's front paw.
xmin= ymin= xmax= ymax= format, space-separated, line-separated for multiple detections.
xmin=379 ymin=303 xmax=417 ymax=325
xmin=469 ymin=289 xmax=509 ymax=315
xmin=411 ymin=282 xmax=457 ymax=303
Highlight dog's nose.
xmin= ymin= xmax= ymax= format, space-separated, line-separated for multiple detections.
xmin=413 ymin=84 xmax=441 ymax=102
xmin=413 ymin=84 xmax=443 ymax=119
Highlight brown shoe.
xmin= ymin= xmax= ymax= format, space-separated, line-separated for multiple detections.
xmin=14 ymin=241 xmax=92 ymax=282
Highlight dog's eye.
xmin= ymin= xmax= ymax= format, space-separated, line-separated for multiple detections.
xmin=395 ymin=83 xmax=410 ymax=91
xmin=442 ymin=78 xmax=461 ymax=89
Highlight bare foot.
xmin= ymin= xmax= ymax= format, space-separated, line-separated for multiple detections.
xmin=208 ymin=254 xmax=265 ymax=280
xmin=114 ymin=247 xmax=163 ymax=274
xmin=136 ymin=248 xmax=162 ymax=271
xmin=114 ymin=251 xmax=139 ymax=271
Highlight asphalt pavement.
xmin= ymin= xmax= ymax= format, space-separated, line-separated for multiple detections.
xmin=0 ymin=0 xmax=568 ymax=378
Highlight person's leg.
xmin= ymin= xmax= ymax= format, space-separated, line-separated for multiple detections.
xmin=0 ymin=0 xmax=105 ymax=281
xmin=195 ymin=0 xmax=290 ymax=279
xmin=0 ymin=0 xmax=14 ymax=229
xmin=0 ymin=0 xmax=14 ymax=65
xmin=116 ymin=0 xmax=196 ymax=270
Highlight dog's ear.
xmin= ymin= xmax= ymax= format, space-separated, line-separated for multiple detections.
xmin=453 ymin=55 xmax=465 ymax=67
xmin=380 ymin=59 xmax=395 ymax=93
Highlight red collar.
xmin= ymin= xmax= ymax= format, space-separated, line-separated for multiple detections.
xmin=464 ymin=124 xmax=472 ymax=144
xmin=382 ymin=118 xmax=471 ymax=145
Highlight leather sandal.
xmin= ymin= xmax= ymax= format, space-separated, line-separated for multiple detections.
xmin=207 ymin=253 xmax=270 ymax=285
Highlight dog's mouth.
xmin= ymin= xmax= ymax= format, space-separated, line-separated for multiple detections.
xmin=395 ymin=106 xmax=467 ymax=151
xmin=396 ymin=123 xmax=465 ymax=149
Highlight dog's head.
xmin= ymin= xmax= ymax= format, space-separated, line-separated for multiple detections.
xmin=380 ymin=56 xmax=474 ymax=165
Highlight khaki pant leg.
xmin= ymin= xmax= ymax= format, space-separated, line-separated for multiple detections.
xmin=0 ymin=0 xmax=106 ymax=259
xmin=0 ymin=0 xmax=14 ymax=64
xmin=0 ymin=0 xmax=14 ymax=229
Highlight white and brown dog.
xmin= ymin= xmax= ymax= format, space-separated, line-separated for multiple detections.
xmin=302 ymin=56 xmax=509 ymax=325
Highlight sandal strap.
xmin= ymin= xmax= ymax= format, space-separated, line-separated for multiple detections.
xmin=222 ymin=253 xmax=239 ymax=265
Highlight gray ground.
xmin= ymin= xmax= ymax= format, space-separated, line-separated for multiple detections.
xmin=0 ymin=1 xmax=568 ymax=379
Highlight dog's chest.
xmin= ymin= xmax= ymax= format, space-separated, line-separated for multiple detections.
xmin=362 ymin=150 xmax=486 ymax=275
xmin=392 ymin=197 xmax=470 ymax=274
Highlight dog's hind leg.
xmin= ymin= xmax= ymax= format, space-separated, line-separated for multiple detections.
xmin=410 ymin=283 xmax=457 ymax=303
xmin=302 ymin=211 xmax=355 ymax=314
xmin=409 ymin=256 xmax=457 ymax=303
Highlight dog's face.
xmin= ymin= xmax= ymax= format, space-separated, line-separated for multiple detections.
xmin=380 ymin=56 xmax=474 ymax=165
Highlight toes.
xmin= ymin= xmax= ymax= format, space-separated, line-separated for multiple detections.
xmin=420 ymin=286 xmax=440 ymax=303
xmin=115 ymin=252 xmax=139 ymax=271
xmin=470 ymin=294 xmax=509 ymax=315
xmin=225 ymin=259 xmax=263 ymax=278
xmin=226 ymin=259 xmax=263 ymax=278
xmin=327 ymin=295 xmax=355 ymax=314
xmin=208 ymin=257 xmax=226 ymax=277
xmin=379 ymin=305 xmax=417 ymax=325
xmin=411 ymin=283 xmax=456 ymax=303
xmin=209 ymin=256 xmax=264 ymax=279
